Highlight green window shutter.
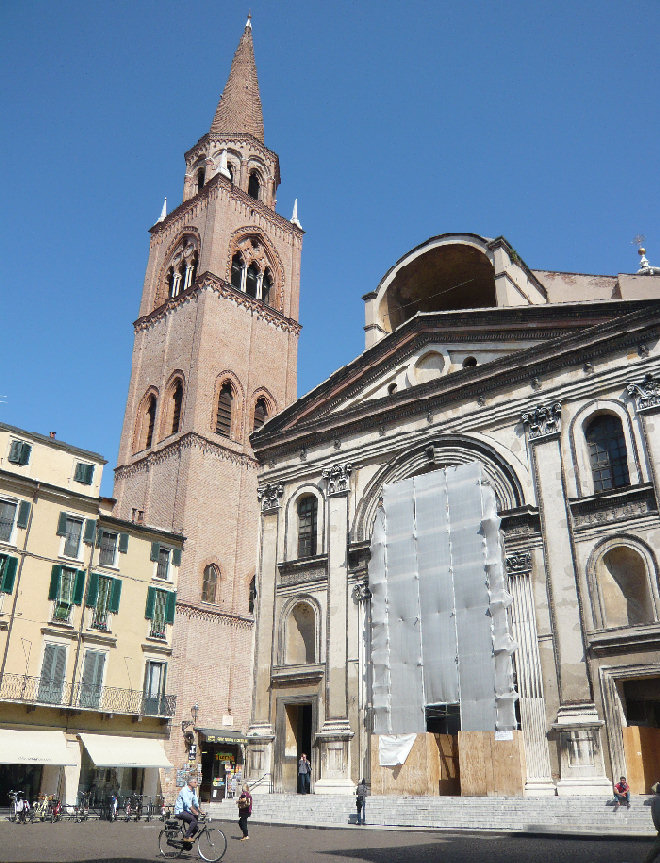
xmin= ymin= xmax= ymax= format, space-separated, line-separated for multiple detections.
xmin=19 ymin=443 xmax=31 ymax=466
xmin=83 ymin=519 xmax=96 ymax=544
xmin=118 ymin=532 xmax=129 ymax=554
xmin=109 ymin=578 xmax=122 ymax=614
xmin=56 ymin=512 xmax=68 ymax=536
xmin=165 ymin=590 xmax=177 ymax=625
xmin=86 ymin=572 xmax=99 ymax=608
xmin=145 ymin=586 xmax=156 ymax=619
xmin=85 ymin=464 xmax=94 ymax=484
xmin=74 ymin=463 xmax=84 ymax=482
xmin=82 ymin=650 xmax=105 ymax=688
xmin=8 ymin=441 xmax=21 ymax=463
xmin=1 ymin=556 xmax=18 ymax=594
xmin=72 ymin=569 xmax=86 ymax=605
xmin=17 ymin=501 xmax=31 ymax=530
xmin=172 ymin=547 xmax=182 ymax=567
xmin=48 ymin=565 xmax=62 ymax=601
xmin=150 ymin=542 xmax=160 ymax=562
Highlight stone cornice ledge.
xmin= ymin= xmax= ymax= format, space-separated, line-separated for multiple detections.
xmin=278 ymin=555 xmax=328 ymax=576
xmin=271 ymin=664 xmax=324 ymax=686
xmin=587 ymin=623 xmax=660 ymax=655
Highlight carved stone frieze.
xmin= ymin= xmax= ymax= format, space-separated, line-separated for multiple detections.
xmin=570 ymin=484 xmax=657 ymax=529
xmin=626 ymin=372 xmax=660 ymax=414
xmin=505 ymin=550 xmax=532 ymax=575
xmin=257 ymin=482 xmax=284 ymax=512
xmin=521 ymin=402 xmax=562 ymax=441
xmin=322 ymin=463 xmax=352 ymax=496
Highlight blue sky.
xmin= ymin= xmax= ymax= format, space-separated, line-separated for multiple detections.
xmin=1 ymin=0 xmax=659 ymax=496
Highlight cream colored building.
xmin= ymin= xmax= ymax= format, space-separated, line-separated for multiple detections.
xmin=0 ymin=423 xmax=183 ymax=806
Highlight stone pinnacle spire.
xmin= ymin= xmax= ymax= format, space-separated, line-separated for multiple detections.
xmin=211 ymin=17 xmax=264 ymax=142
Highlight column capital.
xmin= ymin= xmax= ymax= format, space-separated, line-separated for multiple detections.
xmin=322 ymin=463 xmax=352 ymax=496
xmin=257 ymin=482 xmax=284 ymax=512
xmin=626 ymin=372 xmax=660 ymax=414
xmin=505 ymin=549 xmax=532 ymax=575
xmin=521 ymin=401 xmax=562 ymax=442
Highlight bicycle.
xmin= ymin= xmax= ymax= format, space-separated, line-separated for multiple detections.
xmin=7 ymin=790 xmax=29 ymax=823
xmin=158 ymin=813 xmax=227 ymax=861
xmin=29 ymin=794 xmax=51 ymax=822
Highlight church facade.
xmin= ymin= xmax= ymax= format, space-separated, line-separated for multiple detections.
xmin=247 ymin=233 xmax=660 ymax=796
xmin=113 ymin=20 xmax=302 ymax=799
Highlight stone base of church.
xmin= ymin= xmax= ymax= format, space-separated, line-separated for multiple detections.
xmin=523 ymin=780 xmax=557 ymax=797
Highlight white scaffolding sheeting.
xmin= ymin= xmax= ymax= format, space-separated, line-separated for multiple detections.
xmin=369 ymin=462 xmax=517 ymax=734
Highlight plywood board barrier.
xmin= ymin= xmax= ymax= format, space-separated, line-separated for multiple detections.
xmin=622 ymin=726 xmax=660 ymax=794
xmin=370 ymin=733 xmax=459 ymax=796
xmin=458 ymin=730 xmax=526 ymax=797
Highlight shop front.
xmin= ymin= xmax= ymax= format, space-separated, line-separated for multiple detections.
xmin=197 ymin=729 xmax=247 ymax=803
xmin=0 ymin=728 xmax=78 ymax=804
xmin=77 ymin=733 xmax=172 ymax=805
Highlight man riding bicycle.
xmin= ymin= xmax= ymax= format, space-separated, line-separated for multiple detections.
xmin=174 ymin=774 xmax=203 ymax=849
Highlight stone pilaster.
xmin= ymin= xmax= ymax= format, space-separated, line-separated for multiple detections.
xmin=627 ymin=372 xmax=660 ymax=512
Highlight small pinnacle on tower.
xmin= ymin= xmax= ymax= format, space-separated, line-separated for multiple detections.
xmin=246 ymin=12 xmax=252 ymax=29
xmin=157 ymin=198 xmax=167 ymax=223
xmin=218 ymin=150 xmax=232 ymax=179
xmin=291 ymin=199 xmax=302 ymax=229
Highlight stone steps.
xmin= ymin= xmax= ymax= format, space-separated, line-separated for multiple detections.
xmin=208 ymin=793 xmax=657 ymax=835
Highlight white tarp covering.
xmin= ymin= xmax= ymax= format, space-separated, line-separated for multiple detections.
xmin=0 ymin=729 xmax=78 ymax=765
xmin=79 ymin=733 xmax=171 ymax=768
xmin=369 ymin=462 xmax=517 ymax=734
xmin=378 ymin=733 xmax=417 ymax=766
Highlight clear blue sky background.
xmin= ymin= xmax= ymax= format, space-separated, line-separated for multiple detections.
xmin=1 ymin=0 xmax=659 ymax=496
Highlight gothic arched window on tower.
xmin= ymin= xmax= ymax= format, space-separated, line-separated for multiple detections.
xmin=197 ymin=167 xmax=206 ymax=193
xmin=248 ymin=171 xmax=261 ymax=201
xmin=297 ymin=495 xmax=318 ymax=559
xmin=145 ymin=394 xmax=157 ymax=449
xmin=262 ymin=269 xmax=273 ymax=306
xmin=159 ymin=235 xmax=200 ymax=309
xmin=171 ymin=381 xmax=183 ymax=434
xmin=248 ymin=575 xmax=257 ymax=615
xmin=231 ymin=253 xmax=244 ymax=290
xmin=253 ymin=397 xmax=268 ymax=432
xmin=201 ymin=563 xmax=219 ymax=604
xmin=215 ymin=382 xmax=233 ymax=437
xmin=585 ymin=414 xmax=630 ymax=493
xmin=246 ymin=263 xmax=259 ymax=298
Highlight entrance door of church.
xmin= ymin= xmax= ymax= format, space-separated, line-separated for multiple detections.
xmin=276 ymin=699 xmax=314 ymax=793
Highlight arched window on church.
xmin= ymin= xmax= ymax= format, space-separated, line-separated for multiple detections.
xmin=596 ymin=546 xmax=655 ymax=628
xmin=145 ymin=394 xmax=157 ymax=449
xmin=297 ymin=496 xmax=318 ymax=559
xmin=253 ymin=397 xmax=268 ymax=432
xmin=231 ymin=253 xmax=244 ymax=290
xmin=215 ymin=382 xmax=233 ymax=437
xmin=171 ymin=380 xmax=183 ymax=434
xmin=167 ymin=267 xmax=176 ymax=299
xmin=248 ymin=171 xmax=261 ymax=201
xmin=285 ymin=601 xmax=316 ymax=664
xmin=586 ymin=414 xmax=629 ymax=493
xmin=246 ymin=263 xmax=259 ymax=298
xmin=201 ymin=564 xmax=219 ymax=604
xmin=197 ymin=167 xmax=206 ymax=193
xmin=262 ymin=269 xmax=273 ymax=306
xmin=248 ymin=575 xmax=256 ymax=615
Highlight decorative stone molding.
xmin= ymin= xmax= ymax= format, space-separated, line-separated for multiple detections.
xmin=570 ymin=483 xmax=657 ymax=529
xmin=257 ymin=482 xmax=284 ymax=512
xmin=505 ymin=550 xmax=532 ymax=575
xmin=322 ymin=463 xmax=352 ymax=496
xmin=351 ymin=580 xmax=372 ymax=603
xmin=176 ymin=601 xmax=253 ymax=630
xmin=521 ymin=402 xmax=562 ymax=441
xmin=626 ymin=372 xmax=660 ymax=414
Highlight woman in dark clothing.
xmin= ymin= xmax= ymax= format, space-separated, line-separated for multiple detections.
xmin=237 ymin=783 xmax=252 ymax=841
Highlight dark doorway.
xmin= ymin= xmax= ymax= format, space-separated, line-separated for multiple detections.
xmin=0 ymin=764 xmax=42 ymax=805
xmin=278 ymin=700 xmax=314 ymax=793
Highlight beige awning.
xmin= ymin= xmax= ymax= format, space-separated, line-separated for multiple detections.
xmin=0 ymin=729 xmax=78 ymax=765
xmin=79 ymin=733 xmax=171 ymax=768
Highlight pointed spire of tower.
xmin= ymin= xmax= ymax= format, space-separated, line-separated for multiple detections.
xmin=157 ymin=197 xmax=167 ymax=223
xmin=291 ymin=199 xmax=302 ymax=229
xmin=211 ymin=18 xmax=264 ymax=142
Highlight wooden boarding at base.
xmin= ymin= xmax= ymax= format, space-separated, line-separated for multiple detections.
xmin=622 ymin=726 xmax=660 ymax=794
xmin=371 ymin=731 xmax=525 ymax=796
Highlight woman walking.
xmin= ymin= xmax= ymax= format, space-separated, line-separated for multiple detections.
xmin=237 ymin=783 xmax=252 ymax=841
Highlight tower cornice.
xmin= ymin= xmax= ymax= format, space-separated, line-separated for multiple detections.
xmin=184 ymin=133 xmax=281 ymax=186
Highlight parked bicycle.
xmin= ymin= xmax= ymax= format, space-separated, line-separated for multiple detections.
xmin=29 ymin=794 xmax=51 ymax=822
xmin=158 ymin=813 xmax=226 ymax=861
xmin=7 ymin=790 xmax=29 ymax=823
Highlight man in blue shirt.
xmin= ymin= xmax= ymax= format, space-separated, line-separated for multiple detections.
xmin=174 ymin=774 xmax=202 ymax=848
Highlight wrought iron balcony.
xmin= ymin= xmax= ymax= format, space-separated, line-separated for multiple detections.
xmin=0 ymin=672 xmax=176 ymax=717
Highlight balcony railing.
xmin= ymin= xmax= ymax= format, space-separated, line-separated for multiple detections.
xmin=0 ymin=673 xmax=176 ymax=717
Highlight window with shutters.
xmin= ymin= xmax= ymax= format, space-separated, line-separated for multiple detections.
xmin=79 ymin=649 xmax=106 ymax=709
xmin=297 ymin=496 xmax=318 ymax=559
xmin=143 ymin=659 xmax=167 ymax=715
xmin=151 ymin=589 xmax=168 ymax=638
xmin=87 ymin=572 xmax=121 ymax=631
xmin=0 ymin=554 xmax=19 ymax=597
xmin=98 ymin=530 xmax=118 ymax=567
xmin=151 ymin=542 xmax=180 ymax=581
xmin=7 ymin=439 xmax=31 ymax=466
xmin=156 ymin=547 xmax=170 ymax=580
xmin=586 ymin=414 xmax=630 ymax=493
xmin=38 ymin=642 xmax=67 ymax=705
xmin=59 ymin=514 xmax=83 ymax=559
xmin=74 ymin=462 xmax=95 ymax=485
xmin=92 ymin=575 xmax=112 ymax=630
xmin=201 ymin=564 xmax=219 ymax=603
xmin=215 ymin=382 xmax=233 ymax=437
xmin=0 ymin=499 xmax=17 ymax=544
xmin=54 ymin=567 xmax=76 ymax=621
xmin=253 ymin=397 xmax=269 ymax=432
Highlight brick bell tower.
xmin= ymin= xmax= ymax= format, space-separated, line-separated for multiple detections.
xmin=114 ymin=17 xmax=302 ymax=795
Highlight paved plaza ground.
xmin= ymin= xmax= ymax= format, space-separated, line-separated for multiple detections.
xmin=0 ymin=816 xmax=654 ymax=863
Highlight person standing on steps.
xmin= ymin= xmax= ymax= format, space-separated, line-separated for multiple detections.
xmin=356 ymin=779 xmax=368 ymax=825
xmin=298 ymin=753 xmax=312 ymax=794
xmin=644 ymin=782 xmax=660 ymax=863
xmin=237 ymin=783 xmax=252 ymax=841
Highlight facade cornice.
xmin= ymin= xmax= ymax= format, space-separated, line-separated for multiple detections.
xmin=115 ymin=431 xmax=259 ymax=481
xmin=569 ymin=483 xmax=658 ymax=531
xmin=175 ymin=600 xmax=254 ymax=630
xmin=134 ymin=272 xmax=302 ymax=336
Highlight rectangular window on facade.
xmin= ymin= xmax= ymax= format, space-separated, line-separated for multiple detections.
xmin=49 ymin=565 xmax=85 ymax=622
xmin=92 ymin=575 xmax=112 ymax=630
xmin=98 ymin=530 xmax=118 ymax=567
xmin=57 ymin=513 xmax=83 ymax=559
xmin=143 ymin=660 xmax=167 ymax=715
xmin=151 ymin=589 xmax=167 ymax=638
xmin=74 ymin=462 xmax=94 ymax=485
xmin=38 ymin=642 xmax=67 ymax=705
xmin=0 ymin=499 xmax=17 ymax=543
xmin=79 ymin=649 xmax=105 ymax=709
xmin=8 ymin=440 xmax=31 ymax=466
xmin=86 ymin=572 xmax=122 ymax=631
xmin=157 ymin=546 xmax=170 ymax=579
